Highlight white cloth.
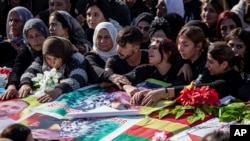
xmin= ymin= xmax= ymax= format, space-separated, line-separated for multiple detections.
xmin=92 ymin=22 xmax=118 ymax=62
xmin=164 ymin=0 xmax=185 ymax=18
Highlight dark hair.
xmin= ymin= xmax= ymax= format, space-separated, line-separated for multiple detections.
xmin=0 ymin=123 xmax=31 ymax=141
xmin=202 ymin=130 xmax=230 ymax=141
xmin=163 ymin=13 xmax=185 ymax=41
xmin=149 ymin=17 xmax=172 ymax=40
xmin=177 ymin=26 xmax=208 ymax=51
xmin=184 ymin=20 xmax=209 ymax=37
xmin=225 ymin=27 xmax=250 ymax=72
xmin=85 ymin=0 xmax=110 ymax=21
xmin=201 ymin=0 xmax=224 ymax=15
xmin=134 ymin=12 xmax=154 ymax=26
xmin=116 ymin=26 xmax=143 ymax=46
xmin=208 ymin=41 xmax=239 ymax=68
xmin=50 ymin=11 xmax=70 ymax=33
xmin=154 ymin=39 xmax=182 ymax=64
xmin=216 ymin=11 xmax=242 ymax=40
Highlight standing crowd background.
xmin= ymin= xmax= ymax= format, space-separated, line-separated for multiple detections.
xmin=1 ymin=0 xmax=250 ymax=140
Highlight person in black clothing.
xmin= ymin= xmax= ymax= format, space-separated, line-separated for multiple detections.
xmin=85 ymin=22 xmax=118 ymax=84
xmin=36 ymin=0 xmax=72 ymax=27
xmin=75 ymin=0 xmax=131 ymax=27
xmin=225 ymin=28 xmax=250 ymax=101
xmin=123 ymin=39 xmax=188 ymax=106
xmin=193 ymin=41 xmax=243 ymax=98
xmin=134 ymin=12 xmax=154 ymax=50
xmin=105 ymin=26 xmax=149 ymax=88
xmin=200 ymin=0 xmax=224 ymax=42
xmin=131 ymin=26 xmax=209 ymax=105
xmin=0 ymin=0 xmax=32 ymax=38
xmin=0 ymin=19 xmax=50 ymax=100
xmin=122 ymin=0 xmax=151 ymax=23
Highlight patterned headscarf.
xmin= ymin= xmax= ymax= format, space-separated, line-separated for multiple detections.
xmin=55 ymin=11 xmax=92 ymax=53
xmin=6 ymin=6 xmax=33 ymax=48
xmin=23 ymin=19 xmax=50 ymax=59
xmin=93 ymin=22 xmax=118 ymax=62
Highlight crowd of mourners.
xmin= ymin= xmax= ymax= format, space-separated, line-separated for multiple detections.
xmin=0 ymin=0 xmax=250 ymax=106
xmin=1 ymin=0 xmax=247 ymax=140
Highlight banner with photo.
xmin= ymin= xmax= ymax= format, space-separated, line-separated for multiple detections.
xmin=0 ymin=95 xmax=41 ymax=131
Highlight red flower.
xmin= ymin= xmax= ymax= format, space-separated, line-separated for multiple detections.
xmin=175 ymin=85 xmax=220 ymax=106
xmin=0 ymin=67 xmax=11 ymax=76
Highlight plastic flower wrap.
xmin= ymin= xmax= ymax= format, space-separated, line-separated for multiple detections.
xmin=0 ymin=67 xmax=12 ymax=87
xmin=31 ymin=68 xmax=62 ymax=97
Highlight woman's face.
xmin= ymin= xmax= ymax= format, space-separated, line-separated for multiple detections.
xmin=49 ymin=16 xmax=68 ymax=38
xmin=86 ymin=5 xmax=106 ymax=29
xmin=177 ymin=36 xmax=201 ymax=63
xmin=206 ymin=53 xmax=226 ymax=75
xmin=8 ymin=11 xmax=24 ymax=37
xmin=96 ymin=28 xmax=113 ymax=52
xmin=26 ymin=28 xmax=46 ymax=51
xmin=201 ymin=3 xmax=219 ymax=27
xmin=137 ymin=21 xmax=150 ymax=43
xmin=151 ymin=30 xmax=171 ymax=42
xmin=45 ymin=54 xmax=63 ymax=69
xmin=156 ymin=0 xmax=167 ymax=17
xmin=148 ymin=40 xmax=163 ymax=66
xmin=228 ymin=38 xmax=247 ymax=58
xmin=220 ymin=19 xmax=236 ymax=40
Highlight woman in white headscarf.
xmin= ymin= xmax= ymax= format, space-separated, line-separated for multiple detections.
xmin=85 ymin=22 xmax=118 ymax=84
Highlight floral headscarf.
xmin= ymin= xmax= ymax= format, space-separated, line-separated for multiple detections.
xmin=92 ymin=22 xmax=118 ymax=62
xmin=23 ymin=19 xmax=50 ymax=59
xmin=55 ymin=11 xmax=92 ymax=53
xmin=6 ymin=6 xmax=33 ymax=48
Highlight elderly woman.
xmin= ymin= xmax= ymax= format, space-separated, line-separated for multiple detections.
xmin=18 ymin=36 xmax=88 ymax=103
xmin=0 ymin=18 xmax=50 ymax=100
xmin=0 ymin=6 xmax=33 ymax=67
xmin=6 ymin=6 xmax=33 ymax=51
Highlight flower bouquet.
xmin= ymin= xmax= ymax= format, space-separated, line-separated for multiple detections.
xmin=146 ymin=84 xmax=221 ymax=124
xmin=31 ymin=68 xmax=62 ymax=97
xmin=0 ymin=67 xmax=11 ymax=87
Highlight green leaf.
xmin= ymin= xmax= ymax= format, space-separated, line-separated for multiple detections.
xmin=196 ymin=108 xmax=206 ymax=120
xmin=182 ymin=105 xmax=194 ymax=110
xmin=170 ymin=105 xmax=183 ymax=115
xmin=187 ymin=112 xmax=201 ymax=124
xmin=158 ymin=109 xmax=170 ymax=118
xmin=175 ymin=108 xmax=185 ymax=119
xmin=201 ymin=105 xmax=212 ymax=114
xmin=241 ymin=118 xmax=250 ymax=125
xmin=219 ymin=112 xmax=239 ymax=122
xmin=227 ymin=102 xmax=246 ymax=108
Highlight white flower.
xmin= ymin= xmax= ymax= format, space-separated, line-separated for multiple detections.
xmin=32 ymin=68 xmax=62 ymax=97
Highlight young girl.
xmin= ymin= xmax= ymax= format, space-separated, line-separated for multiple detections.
xmin=193 ymin=41 xmax=243 ymax=98
xmin=130 ymin=26 xmax=209 ymax=105
xmin=123 ymin=38 xmax=188 ymax=106
xmin=18 ymin=36 xmax=88 ymax=103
